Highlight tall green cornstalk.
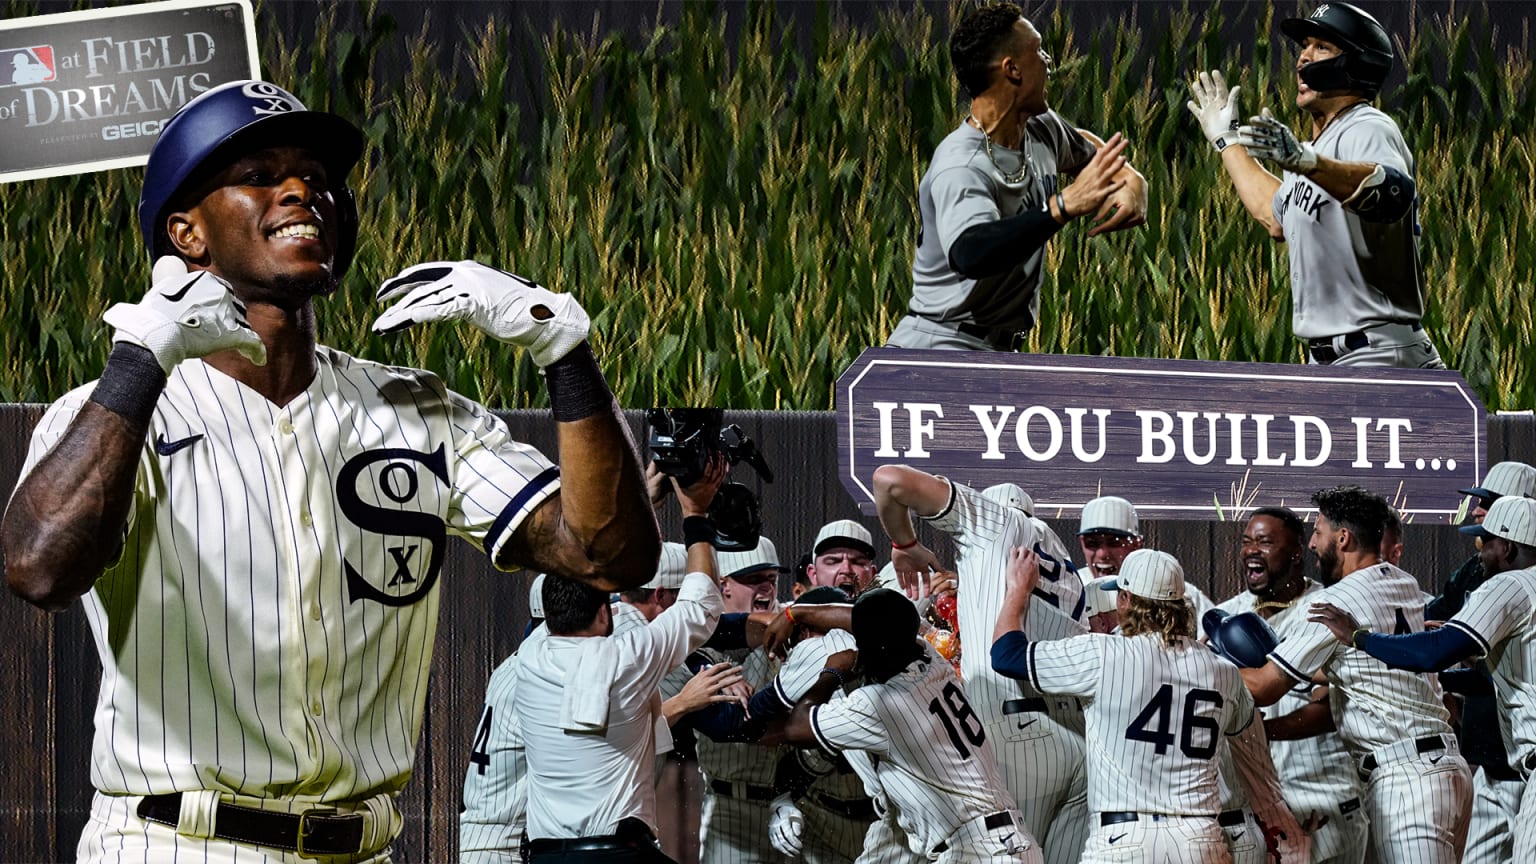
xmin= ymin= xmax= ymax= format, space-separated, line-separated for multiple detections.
xmin=0 ymin=1 xmax=1530 ymax=410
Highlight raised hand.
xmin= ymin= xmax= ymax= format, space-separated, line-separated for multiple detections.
xmin=103 ymin=256 xmax=267 ymax=372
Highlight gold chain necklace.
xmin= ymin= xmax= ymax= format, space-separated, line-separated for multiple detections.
xmin=969 ymin=114 xmax=1031 ymax=185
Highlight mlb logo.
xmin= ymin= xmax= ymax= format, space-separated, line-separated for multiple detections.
xmin=1 ymin=46 xmax=56 ymax=88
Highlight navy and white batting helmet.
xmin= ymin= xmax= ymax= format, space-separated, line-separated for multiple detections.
xmin=1281 ymin=2 xmax=1394 ymax=97
xmin=1203 ymin=609 xmax=1280 ymax=668
xmin=137 ymin=80 xmax=365 ymax=277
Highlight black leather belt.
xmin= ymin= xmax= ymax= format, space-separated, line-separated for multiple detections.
xmin=813 ymin=792 xmax=877 ymax=823
xmin=932 ymin=811 xmax=1014 ymax=854
xmin=1218 ymin=810 xmax=1246 ymax=827
xmin=1307 ymin=323 xmax=1421 ymax=364
xmin=1340 ymin=796 xmax=1362 ymax=814
xmin=1001 ymin=697 xmax=1048 ymax=714
xmin=1101 ymin=811 xmax=1218 ymax=827
xmin=1360 ymin=735 xmax=1446 ymax=772
xmin=136 ymin=792 xmax=364 ymax=856
xmin=709 ymin=779 xmax=777 ymax=801
xmin=526 ymin=818 xmax=661 ymax=856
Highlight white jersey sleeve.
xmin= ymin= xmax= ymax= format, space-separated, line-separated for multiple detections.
xmin=810 ymin=688 xmax=887 ymax=755
xmin=1267 ymin=613 xmax=1339 ymax=684
xmin=1021 ymin=634 xmax=1106 ymax=699
xmin=611 ymin=571 xmax=724 ymax=706
xmin=774 ymin=629 xmax=856 ymax=707
xmin=441 ymin=389 xmax=562 ymax=566
xmin=1447 ymin=573 xmax=1535 ymax=657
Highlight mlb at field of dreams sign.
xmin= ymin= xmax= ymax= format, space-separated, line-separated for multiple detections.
xmin=0 ymin=0 xmax=258 ymax=183
xmin=836 ymin=349 xmax=1487 ymax=524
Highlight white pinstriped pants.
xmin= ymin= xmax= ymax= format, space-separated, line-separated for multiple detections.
xmin=697 ymin=792 xmax=779 ymax=864
xmin=986 ymin=703 xmax=1090 ymax=864
xmin=1360 ymin=748 xmax=1471 ymax=864
xmin=1463 ymin=766 xmax=1520 ymax=863
xmin=1079 ymin=815 xmax=1231 ymax=863
xmin=77 ymin=792 xmax=395 ymax=863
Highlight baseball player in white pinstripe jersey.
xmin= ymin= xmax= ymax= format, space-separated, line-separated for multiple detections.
xmin=1240 ymin=486 xmax=1472 ymax=863
xmin=3 ymin=80 xmax=661 ymax=864
xmin=1308 ymin=494 xmax=1536 ymax=863
xmin=1078 ymin=496 xmax=1217 ymax=633
xmin=874 ymin=466 xmax=1088 ymax=864
xmin=1216 ymin=508 xmax=1368 ymax=863
xmin=767 ymin=588 xmax=1043 ymax=863
xmin=993 ymin=547 xmax=1258 ymax=863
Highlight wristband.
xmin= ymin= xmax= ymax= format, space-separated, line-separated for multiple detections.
xmin=819 ymin=667 xmax=846 ymax=688
xmin=544 ymin=343 xmax=612 ymax=422
xmin=784 ymin=605 xmax=797 ymax=624
xmin=89 ymin=343 xmax=167 ymax=427
xmin=1351 ymin=627 xmax=1372 ymax=649
xmin=891 ymin=538 xmax=919 ymax=551
xmin=1055 ymin=191 xmax=1069 ymax=220
xmin=682 ymin=515 xmax=715 ymax=547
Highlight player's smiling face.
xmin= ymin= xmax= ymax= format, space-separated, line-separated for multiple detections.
xmin=809 ymin=548 xmax=875 ymax=596
xmin=1295 ymin=36 xmax=1344 ymax=107
xmin=720 ymin=571 xmax=777 ymax=613
xmin=1241 ymin=515 xmax=1299 ymax=594
xmin=170 ymin=146 xmax=339 ymax=305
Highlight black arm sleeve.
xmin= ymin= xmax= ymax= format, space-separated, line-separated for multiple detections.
xmin=947 ymin=208 xmax=1064 ymax=279
xmin=703 ymin=613 xmax=749 ymax=651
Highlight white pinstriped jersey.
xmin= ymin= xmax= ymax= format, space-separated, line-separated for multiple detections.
xmin=1268 ymin=563 xmax=1453 ymax=754
xmin=460 ymin=651 xmax=528 ymax=860
xmin=1446 ymin=566 xmax=1536 ymax=766
xmin=1031 ymin=517 xmax=1076 ymax=579
xmin=515 ymin=571 xmax=722 ymax=839
xmin=16 ymin=349 xmax=559 ymax=802
xmin=1023 ymin=633 xmax=1254 ymax=815
xmin=810 ymin=646 xmax=1019 ymax=855
xmin=925 ymin=481 xmax=1087 ymax=715
xmin=773 ymin=629 xmax=871 ymax=805
xmin=1218 ymin=584 xmax=1363 ymax=816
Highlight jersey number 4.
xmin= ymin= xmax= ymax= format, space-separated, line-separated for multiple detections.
xmin=929 ymin=681 xmax=986 ymax=760
xmin=469 ymin=706 xmax=493 ymax=775
xmin=1125 ymin=684 xmax=1223 ymax=759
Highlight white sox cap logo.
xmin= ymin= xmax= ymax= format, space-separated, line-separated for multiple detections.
xmin=242 ymin=81 xmax=302 ymax=116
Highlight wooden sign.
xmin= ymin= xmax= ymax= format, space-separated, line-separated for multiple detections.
xmin=836 ymin=349 xmax=1488 ymax=524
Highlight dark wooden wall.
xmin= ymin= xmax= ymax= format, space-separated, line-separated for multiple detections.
xmin=3 ymin=406 xmax=1533 ymax=863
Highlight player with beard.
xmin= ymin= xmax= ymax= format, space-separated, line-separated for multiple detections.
xmin=1239 ymin=486 xmax=1471 ymax=863
xmin=1215 ymin=508 xmax=1368 ymax=862
xmin=806 ymin=520 xmax=880 ymax=598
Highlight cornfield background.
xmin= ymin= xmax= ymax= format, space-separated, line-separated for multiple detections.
xmin=0 ymin=0 xmax=1531 ymax=410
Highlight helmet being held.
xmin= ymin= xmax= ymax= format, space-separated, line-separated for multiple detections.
xmin=138 ymin=80 xmax=364 ymax=278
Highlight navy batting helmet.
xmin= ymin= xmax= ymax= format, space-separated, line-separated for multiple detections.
xmin=1281 ymin=2 xmax=1393 ymax=97
xmin=138 ymin=80 xmax=365 ymax=277
xmin=1203 ymin=609 xmax=1280 ymax=669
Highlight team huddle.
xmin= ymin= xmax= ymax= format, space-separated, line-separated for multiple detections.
xmin=0 ymin=0 xmax=1489 ymax=862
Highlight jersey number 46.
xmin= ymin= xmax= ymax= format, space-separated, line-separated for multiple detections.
xmin=1125 ymin=684 xmax=1223 ymax=759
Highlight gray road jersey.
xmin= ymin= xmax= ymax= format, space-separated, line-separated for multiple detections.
xmin=911 ymin=112 xmax=1094 ymax=336
xmin=1272 ymin=104 xmax=1424 ymax=339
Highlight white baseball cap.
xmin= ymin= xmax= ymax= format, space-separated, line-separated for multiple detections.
xmin=983 ymin=483 xmax=1034 ymax=516
xmin=1083 ymin=577 xmax=1119 ymax=617
xmin=1460 ymin=462 xmax=1536 ymax=501
xmin=642 ymin=541 xmax=688 ymax=591
xmin=528 ymin=573 xmax=548 ymax=619
xmin=1104 ymin=549 xmax=1185 ymax=601
xmin=813 ymin=519 xmax=876 ymax=558
xmin=1460 ymin=496 xmax=1536 ymax=547
xmin=717 ymin=536 xmax=786 ymax=584
xmin=1079 ymin=496 xmax=1139 ymax=537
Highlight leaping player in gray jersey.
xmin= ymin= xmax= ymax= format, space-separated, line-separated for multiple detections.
xmin=1187 ymin=2 xmax=1444 ymax=369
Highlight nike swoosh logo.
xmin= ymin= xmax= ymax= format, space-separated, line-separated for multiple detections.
xmin=1109 ymin=833 xmax=1127 ymax=844
xmin=155 ymin=433 xmax=204 ymax=456
xmin=160 ymin=274 xmax=202 ymax=302
xmin=1016 ymin=718 xmax=1038 ymax=730
xmin=1429 ymin=754 xmax=1445 ymax=764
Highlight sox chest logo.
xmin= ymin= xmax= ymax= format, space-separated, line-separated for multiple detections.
xmin=336 ymin=445 xmax=448 ymax=607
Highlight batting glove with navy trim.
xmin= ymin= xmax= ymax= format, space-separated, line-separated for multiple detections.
xmin=103 ymin=256 xmax=267 ymax=374
xmin=372 ymin=260 xmax=590 ymax=368
xmin=1237 ymin=108 xmax=1319 ymax=173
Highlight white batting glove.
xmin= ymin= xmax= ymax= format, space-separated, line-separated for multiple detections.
xmin=1236 ymin=108 xmax=1318 ymax=173
xmin=102 ymin=256 xmax=267 ymax=374
xmin=372 ymin=260 xmax=591 ymax=367
xmin=768 ymin=794 xmax=806 ymax=858
xmin=1185 ymin=69 xmax=1243 ymax=151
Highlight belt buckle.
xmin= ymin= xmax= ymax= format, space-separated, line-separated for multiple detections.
xmin=296 ymin=807 xmax=341 ymax=859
